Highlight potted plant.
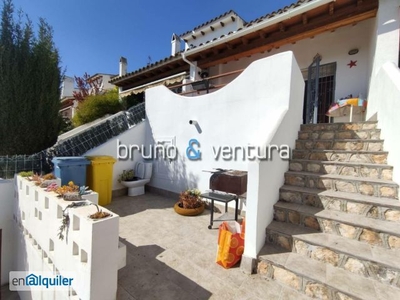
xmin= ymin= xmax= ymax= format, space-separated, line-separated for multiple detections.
xmin=117 ymin=169 xmax=136 ymax=183
xmin=174 ymin=188 xmax=205 ymax=216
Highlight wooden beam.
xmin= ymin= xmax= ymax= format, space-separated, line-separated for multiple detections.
xmin=258 ymin=30 xmax=268 ymax=39
xmin=225 ymin=43 xmax=233 ymax=50
xmin=278 ymin=22 xmax=286 ymax=32
xmin=302 ymin=13 xmax=308 ymax=25
xmin=357 ymin=0 xmax=363 ymax=6
xmin=329 ymin=3 xmax=335 ymax=15
xmin=212 ymin=48 xmax=221 ymax=55
xmin=241 ymin=37 xmax=249 ymax=45
xmin=197 ymin=6 xmax=378 ymax=69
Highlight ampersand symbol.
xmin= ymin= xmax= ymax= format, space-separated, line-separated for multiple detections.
xmin=186 ymin=139 xmax=201 ymax=160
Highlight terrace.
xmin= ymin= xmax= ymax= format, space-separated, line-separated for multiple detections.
xmin=1 ymin=192 xmax=309 ymax=300
xmin=98 ymin=193 xmax=308 ymax=299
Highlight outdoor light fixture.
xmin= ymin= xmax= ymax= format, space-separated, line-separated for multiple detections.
xmin=189 ymin=120 xmax=198 ymax=125
xmin=348 ymin=48 xmax=359 ymax=55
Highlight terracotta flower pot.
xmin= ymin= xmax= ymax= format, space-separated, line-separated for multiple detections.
xmin=174 ymin=202 xmax=205 ymax=216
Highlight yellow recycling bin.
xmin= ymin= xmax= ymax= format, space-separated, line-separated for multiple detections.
xmin=86 ymin=156 xmax=116 ymax=206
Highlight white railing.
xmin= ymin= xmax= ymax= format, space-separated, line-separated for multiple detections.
xmin=14 ymin=176 xmax=125 ymax=300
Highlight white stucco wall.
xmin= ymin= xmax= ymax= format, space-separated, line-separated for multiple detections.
xmin=145 ymin=52 xmax=304 ymax=259
xmin=213 ymin=18 xmax=375 ymax=102
xmin=84 ymin=121 xmax=147 ymax=190
xmin=99 ymin=74 xmax=116 ymax=92
xmin=0 ymin=179 xmax=15 ymax=285
xmin=367 ymin=63 xmax=400 ymax=191
xmin=366 ymin=0 xmax=400 ymax=192
xmin=244 ymin=55 xmax=304 ymax=259
xmin=370 ymin=0 xmax=400 ymax=78
xmin=60 ymin=76 xmax=75 ymax=98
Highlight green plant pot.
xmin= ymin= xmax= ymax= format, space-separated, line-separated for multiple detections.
xmin=174 ymin=202 xmax=205 ymax=216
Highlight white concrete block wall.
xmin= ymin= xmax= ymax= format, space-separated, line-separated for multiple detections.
xmin=14 ymin=176 xmax=120 ymax=300
xmin=0 ymin=179 xmax=15 ymax=285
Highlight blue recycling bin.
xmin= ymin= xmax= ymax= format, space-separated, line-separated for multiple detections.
xmin=52 ymin=157 xmax=90 ymax=186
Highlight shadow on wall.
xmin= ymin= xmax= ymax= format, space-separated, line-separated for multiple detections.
xmin=156 ymin=153 xmax=200 ymax=190
xmin=146 ymin=122 xmax=200 ymax=193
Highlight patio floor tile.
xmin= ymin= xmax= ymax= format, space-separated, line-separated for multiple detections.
xmin=107 ymin=193 xmax=311 ymax=300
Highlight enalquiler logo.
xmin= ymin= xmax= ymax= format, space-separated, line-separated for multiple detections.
xmin=9 ymin=271 xmax=74 ymax=291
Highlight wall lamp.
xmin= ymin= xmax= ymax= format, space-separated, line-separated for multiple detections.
xmin=348 ymin=48 xmax=359 ymax=55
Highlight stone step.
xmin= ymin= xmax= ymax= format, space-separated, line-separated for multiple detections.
xmin=300 ymin=121 xmax=378 ymax=132
xmin=289 ymin=160 xmax=393 ymax=180
xmin=295 ymin=139 xmax=384 ymax=151
xmin=284 ymin=171 xmax=398 ymax=199
xmin=264 ymin=222 xmax=400 ymax=288
xmin=279 ymin=185 xmax=400 ymax=223
xmin=292 ymin=149 xmax=388 ymax=164
xmin=273 ymin=202 xmax=400 ymax=249
xmin=292 ymin=231 xmax=400 ymax=287
xmin=298 ymin=129 xmax=381 ymax=140
xmin=257 ymin=242 xmax=400 ymax=300
xmin=266 ymin=220 xmax=318 ymax=250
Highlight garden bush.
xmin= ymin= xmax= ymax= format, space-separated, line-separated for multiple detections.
xmin=72 ymin=89 xmax=123 ymax=126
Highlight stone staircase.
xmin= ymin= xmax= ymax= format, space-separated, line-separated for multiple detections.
xmin=257 ymin=121 xmax=400 ymax=299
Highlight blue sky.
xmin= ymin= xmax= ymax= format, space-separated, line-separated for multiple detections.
xmin=11 ymin=0 xmax=295 ymax=78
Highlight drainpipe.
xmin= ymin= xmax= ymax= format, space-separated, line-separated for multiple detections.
xmin=181 ymin=52 xmax=199 ymax=82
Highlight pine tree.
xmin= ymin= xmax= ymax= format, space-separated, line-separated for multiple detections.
xmin=0 ymin=0 xmax=62 ymax=155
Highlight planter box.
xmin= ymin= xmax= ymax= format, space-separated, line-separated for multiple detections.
xmin=14 ymin=176 xmax=124 ymax=300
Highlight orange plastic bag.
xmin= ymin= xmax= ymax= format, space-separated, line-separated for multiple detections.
xmin=216 ymin=219 xmax=245 ymax=268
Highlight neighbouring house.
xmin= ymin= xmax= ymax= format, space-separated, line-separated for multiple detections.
xmin=59 ymin=73 xmax=117 ymax=119
xmin=59 ymin=75 xmax=78 ymax=119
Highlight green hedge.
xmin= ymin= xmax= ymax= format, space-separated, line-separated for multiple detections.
xmin=72 ymin=89 xmax=123 ymax=126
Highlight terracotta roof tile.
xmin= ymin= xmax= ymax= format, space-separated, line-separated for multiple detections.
xmin=109 ymin=52 xmax=184 ymax=84
xmin=111 ymin=0 xmax=314 ymax=85
xmin=187 ymin=0 xmax=312 ymax=51
xmin=178 ymin=10 xmax=244 ymax=37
